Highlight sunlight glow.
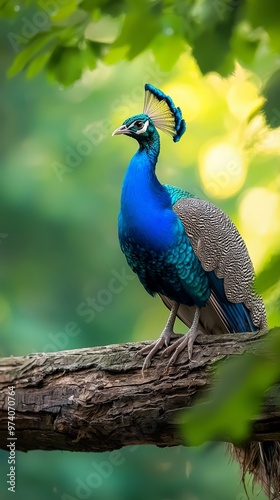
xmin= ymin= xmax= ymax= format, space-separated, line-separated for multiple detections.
xmin=165 ymin=83 xmax=202 ymax=122
xmin=227 ymin=81 xmax=264 ymax=120
xmin=199 ymin=141 xmax=246 ymax=198
xmin=239 ymin=187 xmax=280 ymax=269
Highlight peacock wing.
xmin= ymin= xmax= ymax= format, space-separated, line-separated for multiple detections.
xmin=172 ymin=197 xmax=267 ymax=330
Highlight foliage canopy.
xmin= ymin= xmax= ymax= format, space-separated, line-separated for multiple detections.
xmin=2 ymin=0 xmax=280 ymax=127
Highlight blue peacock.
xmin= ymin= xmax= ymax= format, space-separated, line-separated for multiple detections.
xmin=113 ymin=83 xmax=267 ymax=370
xmin=112 ymin=84 xmax=280 ymax=497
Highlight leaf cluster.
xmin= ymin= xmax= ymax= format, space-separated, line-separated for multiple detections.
xmin=2 ymin=0 xmax=280 ymax=125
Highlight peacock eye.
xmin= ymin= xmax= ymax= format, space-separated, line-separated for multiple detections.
xmin=135 ymin=120 xmax=144 ymax=129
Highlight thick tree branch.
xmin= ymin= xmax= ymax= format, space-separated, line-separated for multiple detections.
xmin=0 ymin=332 xmax=279 ymax=453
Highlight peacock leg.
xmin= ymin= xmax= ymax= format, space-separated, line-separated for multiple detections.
xmin=164 ymin=306 xmax=200 ymax=367
xmin=140 ymin=302 xmax=181 ymax=370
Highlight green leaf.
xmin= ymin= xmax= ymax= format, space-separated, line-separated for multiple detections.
xmin=47 ymin=43 xmax=96 ymax=86
xmin=7 ymin=30 xmax=60 ymax=78
xmin=152 ymin=34 xmax=186 ymax=71
xmin=231 ymin=22 xmax=261 ymax=66
xmin=183 ymin=0 xmax=242 ymax=76
xmin=246 ymin=0 xmax=280 ymax=52
xmin=84 ymin=43 xmax=96 ymax=70
xmin=103 ymin=45 xmax=128 ymax=65
xmin=26 ymin=51 xmax=52 ymax=79
xmin=109 ymin=7 xmax=159 ymax=60
xmin=47 ymin=46 xmax=89 ymax=85
xmin=179 ymin=328 xmax=280 ymax=446
xmin=87 ymin=40 xmax=107 ymax=59
xmin=262 ymin=69 xmax=280 ymax=128
xmin=50 ymin=0 xmax=82 ymax=22
xmin=192 ymin=26 xmax=235 ymax=76
xmin=80 ymin=0 xmax=125 ymax=17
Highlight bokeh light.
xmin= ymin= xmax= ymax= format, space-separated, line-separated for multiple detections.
xmin=239 ymin=187 xmax=280 ymax=269
xmin=199 ymin=141 xmax=246 ymax=198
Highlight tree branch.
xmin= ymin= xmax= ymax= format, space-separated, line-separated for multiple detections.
xmin=0 ymin=332 xmax=279 ymax=453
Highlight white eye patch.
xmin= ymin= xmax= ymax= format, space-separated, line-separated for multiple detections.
xmin=128 ymin=119 xmax=149 ymax=134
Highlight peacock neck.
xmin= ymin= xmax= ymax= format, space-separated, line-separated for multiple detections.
xmin=119 ymin=135 xmax=178 ymax=250
xmin=138 ymin=133 xmax=160 ymax=165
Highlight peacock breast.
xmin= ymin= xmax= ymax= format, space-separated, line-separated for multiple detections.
xmin=118 ymin=220 xmax=210 ymax=307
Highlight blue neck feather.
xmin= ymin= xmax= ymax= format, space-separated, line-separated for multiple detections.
xmin=119 ymin=133 xmax=179 ymax=251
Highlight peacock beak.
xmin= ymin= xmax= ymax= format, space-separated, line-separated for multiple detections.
xmin=112 ymin=124 xmax=130 ymax=136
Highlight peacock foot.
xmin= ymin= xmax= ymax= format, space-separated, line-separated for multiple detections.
xmin=139 ymin=305 xmax=201 ymax=371
xmin=163 ymin=327 xmax=200 ymax=368
xmin=139 ymin=328 xmax=183 ymax=372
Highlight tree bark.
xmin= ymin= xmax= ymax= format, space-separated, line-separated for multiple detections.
xmin=0 ymin=331 xmax=279 ymax=453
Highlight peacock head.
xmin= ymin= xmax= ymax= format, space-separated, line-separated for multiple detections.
xmin=112 ymin=84 xmax=186 ymax=144
xmin=112 ymin=113 xmax=157 ymax=144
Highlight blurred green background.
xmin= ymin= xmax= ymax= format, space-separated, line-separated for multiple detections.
xmin=0 ymin=1 xmax=280 ymax=499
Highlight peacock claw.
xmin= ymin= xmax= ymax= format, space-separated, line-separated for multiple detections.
xmin=140 ymin=306 xmax=201 ymax=371
xmin=139 ymin=328 xmax=179 ymax=372
xmin=139 ymin=301 xmax=180 ymax=372
xmin=164 ymin=332 xmax=196 ymax=367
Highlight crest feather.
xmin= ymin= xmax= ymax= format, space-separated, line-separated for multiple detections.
xmin=143 ymin=84 xmax=186 ymax=142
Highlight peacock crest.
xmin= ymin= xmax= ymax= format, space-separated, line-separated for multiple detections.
xmin=143 ymin=84 xmax=186 ymax=142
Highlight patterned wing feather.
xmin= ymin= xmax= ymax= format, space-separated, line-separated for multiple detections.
xmin=172 ymin=197 xmax=267 ymax=330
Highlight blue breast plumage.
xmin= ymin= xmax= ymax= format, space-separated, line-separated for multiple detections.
xmin=118 ymin=149 xmax=210 ymax=307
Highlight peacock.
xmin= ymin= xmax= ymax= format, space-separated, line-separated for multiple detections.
xmin=112 ymin=83 xmax=280 ymax=498
xmin=113 ymin=83 xmax=267 ymax=367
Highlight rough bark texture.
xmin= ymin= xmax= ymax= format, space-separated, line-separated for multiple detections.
xmin=0 ymin=332 xmax=279 ymax=453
